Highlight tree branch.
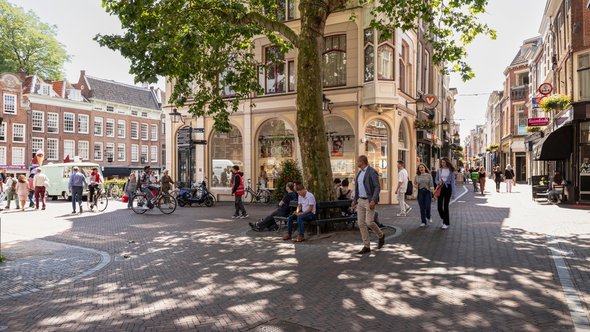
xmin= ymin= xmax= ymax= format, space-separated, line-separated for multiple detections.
xmin=242 ymin=12 xmax=300 ymax=47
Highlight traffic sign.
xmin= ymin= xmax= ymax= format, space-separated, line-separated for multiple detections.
xmin=538 ymin=82 xmax=553 ymax=96
xmin=193 ymin=128 xmax=205 ymax=133
xmin=193 ymin=140 xmax=208 ymax=145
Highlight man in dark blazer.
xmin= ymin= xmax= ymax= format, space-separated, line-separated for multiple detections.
xmin=351 ymin=155 xmax=385 ymax=254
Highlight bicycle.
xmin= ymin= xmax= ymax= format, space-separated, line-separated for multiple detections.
xmin=243 ymin=179 xmax=271 ymax=205
xmin=131 ymin=185 xmax=177 ymax=214
xmin=106 ymin=183 xmax=123 ymax=200
xmin=87 ymin=185 xmax=109 ymax=212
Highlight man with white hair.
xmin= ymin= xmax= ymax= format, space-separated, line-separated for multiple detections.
xmin=33 ymin=168 xmax=49 ymax=210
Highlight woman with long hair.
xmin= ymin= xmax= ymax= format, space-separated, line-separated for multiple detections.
xmin=504 ymin=164 xmax=515 ymax=193
xmin=478 ymin=166 xmax=487 ymax=195
xmin=435 ymin=158 xmax=457 ymax=230
xmin=415 ymin=163 xmax=434 ymax=227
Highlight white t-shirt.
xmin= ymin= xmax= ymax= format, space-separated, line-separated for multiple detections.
xmin=398 ymin=168 xmax=409 ymax=191
xmin=298 ymin=191 xmax=316 ymax=214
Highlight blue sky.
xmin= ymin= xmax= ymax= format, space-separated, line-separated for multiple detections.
xmin=8 ymin=0 xmax=546 ymax=139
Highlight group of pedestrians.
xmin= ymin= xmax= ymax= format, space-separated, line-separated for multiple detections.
xmin=0 ymin=168 xmax=50 ymax=212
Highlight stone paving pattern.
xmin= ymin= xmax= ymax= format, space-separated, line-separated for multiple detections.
xmin=0 ymin=181 xmax=588 ymax=331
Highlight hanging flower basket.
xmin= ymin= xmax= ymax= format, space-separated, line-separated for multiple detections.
xmin=526 ymin=126 xmax=542 ymax=133
xmin=540 ymin=94 xmax=571 ymax=112
xmin=414 ymin=119 xmax=435 ymax=131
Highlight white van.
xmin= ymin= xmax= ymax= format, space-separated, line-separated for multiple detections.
xmin=211 ymin=159 xmax=235 ymax=187
xmin=41 ymin=162 xmax=103 ymax=200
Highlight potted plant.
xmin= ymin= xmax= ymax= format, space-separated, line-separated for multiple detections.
xmin=414 ymin=119 xmax=435 ymax=131
xmin=527 ymin=126 xmax=542 ymax=133
xmin=540 ymin=94 xmax=571 ymax=112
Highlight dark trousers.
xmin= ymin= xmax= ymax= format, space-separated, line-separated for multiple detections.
xmin=71 ymin=186 xmax=83 ymax=211
xmin=34 ymin=186 xmax=46 ymax=208
xmin=234 ymin=195 xmax=247 ymax=216
xmin=495 ymin=180 xmax=501 ymax=191
xmin=89 ymin=184 xmax=99 ymax=204
xmin=258 ymin=209 xmax=285 ymax=229
xmin=417 ymin=188 xmax=432 ymax=224
xmin=437 ymin=184 xmax=452 ymax=225
xmin=287 ymin=212 xmax=315 ymax=237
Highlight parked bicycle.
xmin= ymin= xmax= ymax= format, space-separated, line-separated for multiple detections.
xmin=87 ymin=185 xmax=109 ymax=212
xmin=131 ymin=184 xmax=177 ymax=214
xmin=105 ymin=182 xmax=123 ymax=200
xmin=243 ymin=178 xmax=271 ymax=205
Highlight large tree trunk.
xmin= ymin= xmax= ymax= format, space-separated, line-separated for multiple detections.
xmin=296 ymin=0 xmax=334 ymax=201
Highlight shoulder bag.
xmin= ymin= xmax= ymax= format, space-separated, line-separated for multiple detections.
xmin=433 ymin=183 xmax=442 ymax=198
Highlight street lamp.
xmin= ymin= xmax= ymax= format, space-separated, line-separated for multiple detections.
xmin=406 ymin=94 xmax=425 ymax=112
xmin=322 ymin=94 xmax=334 ymax=114
xmin=169 ymin=108 xmax=185 ymax=124
xmin=453 ymin=131 xmax=460 ymax=145
xmin=441 ymin=118 xmax=450 ymax=132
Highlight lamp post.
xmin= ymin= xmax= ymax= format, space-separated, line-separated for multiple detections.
xmin=169 ymin=108 xmax=190 ymax=185
xmin=406 ymin=94 xmax=426 ymax=112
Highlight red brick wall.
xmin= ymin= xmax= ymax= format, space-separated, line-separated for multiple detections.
xmin=572 ymin=0 xmax=590 ymax=52
xmin=0 ymin=74 xmax=29 ymax=174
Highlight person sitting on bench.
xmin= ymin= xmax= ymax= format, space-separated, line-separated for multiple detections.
xmin=249 ymin=182 xmax=297 ymax=232
xmin=282 ymin=182 xmax=316 ymax=243
xmin=548 ymin=172 xmax=566 ymax=203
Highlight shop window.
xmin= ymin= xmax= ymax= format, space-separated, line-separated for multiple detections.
xmin=326 ymin=116 xmax=356 ymax=184
xmin=323 ymin=34 xmax=347 ymax=87
xmin=211 ymin=124 xmax=243 ymax=188
xmin=257 ymin=119 xmax=295 ymax=189
xmin=365 ymin=120 xmax=389 ymax=190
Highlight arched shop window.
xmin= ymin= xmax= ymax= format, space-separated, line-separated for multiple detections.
xmin=210 ymin=124 xmax=243 ymax=188
xmin=398 ymin=121 xmax=409 ymax=167
xmin=257 ymin=119 xmax=295 ymax=189
xmin=325 ymin=116 xmax=356 ymax=183
xmin=365 ymin=119 xmax=389 ymax=190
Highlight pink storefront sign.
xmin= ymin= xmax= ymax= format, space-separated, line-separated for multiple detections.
xmin=528 ymin=118 xmax=549 ymax=126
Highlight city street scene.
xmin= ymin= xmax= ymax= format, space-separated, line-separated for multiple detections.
xmin=1 ymin=0 xmax=589 ymax=331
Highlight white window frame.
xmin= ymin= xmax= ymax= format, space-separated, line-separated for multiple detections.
xmin=78 ymin=114 xmax=89 ymax=134
xmin=32 ymin=111 xmax=44 ymax=132
xmin=105 ymin=143 xmax=115 ymax=162
xmin=12 ymin=123 xmax=25 ymax=143
xmin=141 ymin=123 xmax=149 ymax=141
xmin=0 ymin=122 xmax=6 ymax=142
xmin=94 ymin=117 xmax=103 ymax=136
xmin=11 ymin=147 xmax=25 ymax=165
xmin=106 ymin=119 xmax=115 ymax=137
xmin=64 ymin=112 xmax=75 ymax=133
xmin=117 ymin=143 xmax=126 ymax=162
xmin=151 ymin=124 xmax=158 ymax=141
xmin=117 ymin=120 xmax=126 ymax=138
xmin=63 ymin=140 xmax=75 ymax=159
xmin=0 ymin=146 xmax=5 ymax=165
xmin=141 ymin=145 xmax=148 ymax=163
xmin=47 ymin=112 xmax=59 ymax=133
xmin=577 ymin=52 xmax=590 ymax=101
xmin=47 ymin=138 xmax=59 ymax=161
xmin=150 ymin=145 xmax=158 ymax=162
xmin=131 ymin=121 xmax=139 ymax=139
xmin=78 ymin=141 xmax=90 ymax=160
xmin=131 ymin=144 xmax=139 ymax=162
xmin=106 ymin=105 xmax=114 ymax=112
xmin=32 ymin=137 xmax=44 ymax=156
xmin=3 ymin=93 xmax=17 ymax=114
xmin=94 ymin=142 xmax=103 ymax=161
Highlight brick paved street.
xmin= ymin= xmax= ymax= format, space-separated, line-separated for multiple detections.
xmin=1 ymin=182 xmax=589 ymax=331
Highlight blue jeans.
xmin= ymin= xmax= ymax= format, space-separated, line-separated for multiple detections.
xmin=126 ymin=190 xmax=136 ymax=208
xmin=28 ymin=190 xmax=35 ymax=207
xmin=417 ymin=188 xmax=432 ymax=224
xmin=287 ymin=212 xmax=315 ymax=237
xmin=71 ymin=186 xmax=83 ymax=211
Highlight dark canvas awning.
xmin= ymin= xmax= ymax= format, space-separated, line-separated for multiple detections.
xmin=102 ymin=166 xmax=161 ymax=178
xmin=533 ymin=125 xmax=573 ymax=160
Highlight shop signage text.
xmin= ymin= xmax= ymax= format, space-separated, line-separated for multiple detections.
xmin=528 ymin=117 xmax=549 ymax=126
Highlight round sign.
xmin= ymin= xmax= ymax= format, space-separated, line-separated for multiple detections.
xmin=538 ymin=82 xmax=553 ymax=96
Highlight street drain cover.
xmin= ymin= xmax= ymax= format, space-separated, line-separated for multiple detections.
xmin=250 ymin=319 xmax=319 ymax=332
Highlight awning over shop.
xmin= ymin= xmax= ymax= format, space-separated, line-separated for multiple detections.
xmin=102 ymin=166 xmax=161 ymax=178
xmin=533 ymin=125 xmax=573 ymax=160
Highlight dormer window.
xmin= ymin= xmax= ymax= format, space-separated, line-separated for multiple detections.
xmin=40 ymin=84 xmax=51 ymax=96
xmin=66 ymin=89 xmax=83 ymax=101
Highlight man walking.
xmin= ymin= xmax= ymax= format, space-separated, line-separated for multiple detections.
xmin=33 ymin=168 xmax=49 ymax=210
xmin=231 ymin=165 xmax=248 ymax=218
xmin=68 ymin=166 xmax=88 ymax=214
xmin=352 ymin=155 xmax=385 ymax=254
xmin=395 ymin=160 xmax=411 ymax=216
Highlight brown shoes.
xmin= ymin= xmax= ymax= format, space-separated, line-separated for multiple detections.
xmin=357 ymin=246 xmax=371 ymax=254
xmin=294 ymin=236 xmax=305 ymax=242
xmin=282 ymin=234 xmax=292 ymax=240
xmin=282 ymin=234 xmax=305 ymax=242
xmin=378 ymin=235 xmax=385 ymax=249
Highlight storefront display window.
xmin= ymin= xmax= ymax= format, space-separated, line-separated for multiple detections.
xmin=211 ymin=125 xmax=243 ymax=188
xmin=257 ymin=119 xmax=295 ymax=189
xmin=365 ymin=120 xmax=389 ymax=190
xmin=580 ymin=122 xmax=590 ymax=201
xmin=325 ymin=117 xmax=356 ymax=184
xmin=398 ymin=122 xmax=409 ymax=166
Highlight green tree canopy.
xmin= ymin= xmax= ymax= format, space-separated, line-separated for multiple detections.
xmin=96 ymin=0 xmax=494 ymax=200
xmin=0 ymin=0 xmax=69 ymax=80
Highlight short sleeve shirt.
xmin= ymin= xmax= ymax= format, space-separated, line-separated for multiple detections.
xmin=299 ymin=191 xmax=316 ymax=214
xmin=398 ymin=168 xmax=409 ymax=191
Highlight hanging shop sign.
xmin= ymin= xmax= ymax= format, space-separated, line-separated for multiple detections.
xmin=528 ymin=117 xmax=550 ymax=126
xmin=424 ymin=94 xmax=439 ymax=109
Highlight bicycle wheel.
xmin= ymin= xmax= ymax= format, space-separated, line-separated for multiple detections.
xmin=131 ymin=194 xmax=149 ymax=214
xmin=96 ymin=194 xmax=109 ymax=212
xmin=157 ymin=195 xmax=177 ymax=214
xmin=243 ymin=190 xmax=253 ymax=205
xmin=260 ymin=190 xmax=271 ymax=204
xmin=204 ymin=194 xmax=215 ymax=207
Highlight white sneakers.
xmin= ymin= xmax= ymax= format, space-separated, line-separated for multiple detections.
xmin=441 ymin=224 xmax=449 ymax=230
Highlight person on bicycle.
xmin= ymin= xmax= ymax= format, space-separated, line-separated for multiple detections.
xmin=140 ymin=165 xmax=158 ymax=202
xmin=88 ymin=167 xmax=102 ymax=209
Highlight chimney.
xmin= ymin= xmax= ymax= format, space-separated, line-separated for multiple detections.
xmin=80 ymin=70 xmax=86 ymax=76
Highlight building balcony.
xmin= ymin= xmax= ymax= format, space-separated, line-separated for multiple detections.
xmin=510 ymin=86 xmax=528 ymax=101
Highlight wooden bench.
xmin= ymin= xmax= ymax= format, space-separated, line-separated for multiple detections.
xmin=274 ymin=200 xmax=357 ymax=235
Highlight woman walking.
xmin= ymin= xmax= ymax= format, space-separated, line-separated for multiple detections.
xmin=16 ymin=175 xmax=29 ymax=211
xmin=478 ymin=166 xmax=487 ymax=195
xmin=415 ymin=163 xmax=434 ymax=227
xmin=493 ymin=166 xmax=503 ymax=193
xmin=504 ymin=164 xmax=515 ymax=193
xmin=124 ymin=173 xmax=138 ymax=209
xmin=435 ymin=158 xmax=457 ymax=230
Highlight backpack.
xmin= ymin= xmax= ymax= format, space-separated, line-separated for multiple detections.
xmin=405 ymin=181 xmax=413 ymax=196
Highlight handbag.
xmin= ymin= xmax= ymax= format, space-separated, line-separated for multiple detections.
xmin=434 ymin=184 xmax=442 ymax=198
xmin=122 ymin=193 xmax=129 ymax=203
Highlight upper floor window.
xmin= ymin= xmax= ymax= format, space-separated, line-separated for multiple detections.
xmin=0 ymin=123 xmax=6 ymax=142
xmin=3 ymin=93 xmax=16 ymax=114
xmin=78 ymin=141 xmax=90 ymax=160
xmin=94 ymin=117 xmax=103 ymax=136
xmin=0 ymin=147 xmax=5 ymax=165
xmin=106 ymin=119 xmax=115 ymax=137
xmin=516 ymin=72 xmax=529 ymax=86
xmin=151 ymin=124 xmax=158 ymax=141
xmin=47 ymin=113 xmax=59 ymax=133
xmin=13 ymin=124 xmax=25 ymax=143
xmin=47 ymin=138 xmax=59 ymax=161
xmin=117 ymin=120 xmax=126 ymax=138
xmin=32 ymin=111 xmax=44 ymax=132
xmin=131 ymin=121 xmax=139 ymax=139
xmin=261 ymin=46 xmax=286 ymax=94
xmin=275 ymin=0 xmax=296 ymax=21
xmin=64 ymin=113 xmax=75 ymax=133
xmin=141 ymin=112 xmax=148 ymax=117
xmin=364 ymin=29 xmax=375 ymax=82
xmin=323 ymin=34 xmax=347 ymax=87
xmin=131 ymin=110 xmax=138 ymax=116
xmin=141 ymin=123 xmax=149 ymax=140
xmin=578 ymin=53 xmax=590 ymax=100
xmin=399 ymin=42 xmax=411 ymax=93
xmin=377 ymin=31 xmax=395 ymax=80
xmin=106 ymin=105 xmax=114 ymax=112
xmin=78 ymin=114 xmax=89 ymax=134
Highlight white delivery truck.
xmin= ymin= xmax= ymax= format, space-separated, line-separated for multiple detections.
xmin=41 ymin=162 xmax=103 ymax=200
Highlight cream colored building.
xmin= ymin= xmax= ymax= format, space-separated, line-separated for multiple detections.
xmin=165 ymin=5 xmax=453 ymax=203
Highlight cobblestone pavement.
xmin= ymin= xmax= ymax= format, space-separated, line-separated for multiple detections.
xmin=0 ymin=182 xmax=589 ymax=331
